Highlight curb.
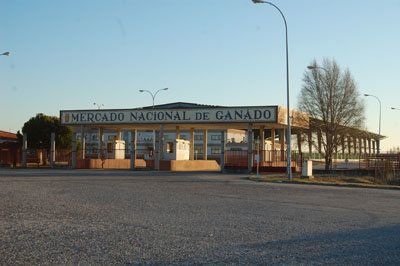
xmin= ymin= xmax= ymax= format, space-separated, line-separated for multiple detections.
xmin=248 ymin=177 xmax=400 ymax=190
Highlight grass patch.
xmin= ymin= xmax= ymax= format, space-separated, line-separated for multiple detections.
xmin=250 ymin=173 xmax=400 ymax=189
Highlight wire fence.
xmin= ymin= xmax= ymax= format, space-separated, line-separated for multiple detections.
xmin=225 ymin=150 xmax=303 ymax=170
xmin=4 ymin=145 xmax=400 ymax=181
xmin=0 ymin=145 xmax=21 ymax=166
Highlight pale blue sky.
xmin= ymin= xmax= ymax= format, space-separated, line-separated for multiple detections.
xmin=1 ymin=0 xmax=399 ymax=150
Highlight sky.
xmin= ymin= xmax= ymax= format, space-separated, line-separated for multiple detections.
xmin=1 ymin=0 xmax=399 ymax=151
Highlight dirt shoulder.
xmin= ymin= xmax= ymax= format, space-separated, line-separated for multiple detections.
xmin=250 ymin=173 xmax=400 ymax=190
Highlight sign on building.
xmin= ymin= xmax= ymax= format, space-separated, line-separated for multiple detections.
xmin=60 ymin=106 xmax=278 ymax=125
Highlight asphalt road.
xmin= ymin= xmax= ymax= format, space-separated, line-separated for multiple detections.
xmin=1 ymin=169 xmax=400 ymax=265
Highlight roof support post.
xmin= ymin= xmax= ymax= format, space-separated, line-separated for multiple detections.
xmin=22 ymin=134 xmax=27 ymax=168
xmin=72 ymin=133 xmax=77 ymax=169
xmin=248 ymin=123 xmax=253 ymax=173
xmin=81 ymin=126 xmax=86 ymax=160
xmin=190 ymin=128 xmax=195 ymax=160
xmin=130 ymin=130 xmax=136 ymax=170
xmin=220 ymin=130 xmax=226 ymax=172
xmin=50 ymin=132 xmax=55 ymax=168
xmin=271 ymin=128 xmax=276 ymax=163
xmin=368 ymin=138 xmax=372 ymax=154
xmin=347 ymin=136 xmax=352 ymax=155
xmin=203 ymin=129 xmax=208 ymax=160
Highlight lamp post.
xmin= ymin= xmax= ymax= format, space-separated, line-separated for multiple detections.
xmin=252 ymin=0 xmax=291 ymax=181
xmin=364 ymin=94 xmax=381 ymax=154
xmin=307 ymin=65 xmax=328 ymax=73
xmin=139 ymin=88 xmax=168 ymax=109
xmin=139 ymin=88 xmax=169 ymax=154
xmin=0 ymin=51 xmax=10 ymax=56
xmin=307 ymin=66 xmax=330 ymax=110
xmin=307 ymin=65 xmax=330 ymax=106
xmin=391 ymin=107 xmax=400 ymax=111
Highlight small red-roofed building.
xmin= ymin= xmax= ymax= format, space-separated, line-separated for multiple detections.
xmin=0 ymin=130 xmax=21 ymax=166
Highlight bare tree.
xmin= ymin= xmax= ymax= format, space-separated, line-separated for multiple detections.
xmin=298 ymin=58 xmax=365 ymax=170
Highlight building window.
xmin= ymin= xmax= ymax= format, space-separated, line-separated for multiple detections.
xmin=194 ymin=135 xmax=203 ymax=141
xmin=195 ymin=148 xmax=203 ymax=154
xmin=211 ymin=135 xmax=221 ymax=141
xmin=108 ymin=135 xmax=116 ymax=141
xmin=211 ymin=148 xmax=221 ymax=154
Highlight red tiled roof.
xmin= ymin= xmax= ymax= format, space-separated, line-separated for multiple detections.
xmin=0 ymin=130 xmax=18 ymax=140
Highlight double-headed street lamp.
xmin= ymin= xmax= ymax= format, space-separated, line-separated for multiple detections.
xmin=364 ymin=94 xmax=381 ymax=154
xmin=252 ymin=0 xmax=292 ymax=181
xmin=139 ymin=88 xmax=169 ymax=109
xmin=1 ymin=51 xmax=10 ymax=56
xmin=139 ymin=88 xmax=169 ymax=154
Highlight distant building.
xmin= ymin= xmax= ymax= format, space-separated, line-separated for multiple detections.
xmin=0 ymin=130 xmax=18 ymax=144
xmin=56 ymin=102 xmax=382 ymax=171
xmin=0 ymin=130 xmax=21 ymax=166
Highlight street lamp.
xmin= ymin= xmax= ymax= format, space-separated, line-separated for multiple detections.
xmin=307 ymin=65 xmax=333 ymax=118
xmin=307 ymin=65 xmax=328 ymax=73
xmin=391 ymin=107 xmax=400 ymax=111
xmin=139 ymin=88 xmax=168 ymax=108
xmin=1 ymin=51 xmax=10 ymax=56
xmin=252 ymin=0 xmax=292 ymax=181
xmin=364 ymin=94 xmax=381 ymax=154
xmin=139 ymin=88 xmax=169 ymax=154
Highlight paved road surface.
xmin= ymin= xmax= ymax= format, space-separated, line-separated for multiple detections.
xmin=1 ymin=169 xmax=400 ymax=264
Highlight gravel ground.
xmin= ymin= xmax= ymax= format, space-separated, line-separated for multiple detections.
xmin=1 ymin=169 xmax=400 ymax=265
